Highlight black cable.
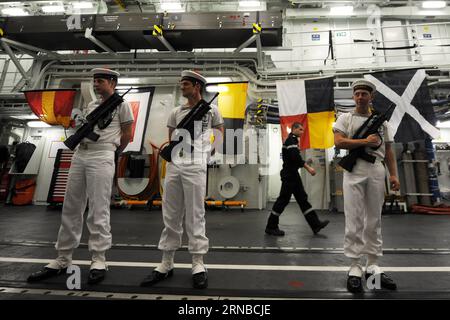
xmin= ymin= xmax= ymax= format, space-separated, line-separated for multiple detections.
xmin=324 ymin=30 xmax=334 ymax=65
xmin=376 ymin=44 xmax=417 ymax=50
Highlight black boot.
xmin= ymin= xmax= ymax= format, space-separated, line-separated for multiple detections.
xmin=304 ymin=211 xmax=329 ymax=234
xmin=265 ymin=213 xmax=285 ymax=236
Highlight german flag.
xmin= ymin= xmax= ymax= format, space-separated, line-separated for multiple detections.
xmin=276 ymin=77 xmax=334 ymax=150
xmin=23 ymin=89 xmax=77 ymax=129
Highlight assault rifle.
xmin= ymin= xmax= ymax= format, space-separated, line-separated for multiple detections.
xmin=338 ymin=103 xmax=396 ymax=172
xmin=159 ymin=92 xmax=219 ymax=162
xmin=64 ymin=88 xmax=132 ymax=150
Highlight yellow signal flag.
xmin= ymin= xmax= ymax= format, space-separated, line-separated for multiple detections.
xmin=217 ymin=83 xmax=248 ymax=120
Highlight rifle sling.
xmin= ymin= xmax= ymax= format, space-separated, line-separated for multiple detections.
xmin=352 ymin=114 xmax=375 ymax=139
xmin=172 ymin=101 xmax=211 ymax=141
xmin=175 ymin=100 xmax=206 ymax=130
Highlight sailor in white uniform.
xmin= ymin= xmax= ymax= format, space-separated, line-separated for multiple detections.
xmin=27 ymin=68 xmax=134 ymax=285
xmin=141 ymin=70 xmax=224 ymax=289
xmin=334 ymin=79 xmax=400 ymax=293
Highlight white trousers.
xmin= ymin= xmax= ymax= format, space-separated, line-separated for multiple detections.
xmin=343 ymin=160 xmax=386 ymax=258
xmin=55 ymin=149 xmax=115 ymax=257
xmin=158 ymin=162 xmax=209 ymax=254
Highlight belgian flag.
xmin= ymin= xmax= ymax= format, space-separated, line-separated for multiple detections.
xmin=276 ymin=77 xmax=334 ymax=150
xmin=23 ymin=89 xmax=77 ymax=128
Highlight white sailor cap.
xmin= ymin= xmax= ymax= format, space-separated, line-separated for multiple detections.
xmin=351 ymin=79 xmax=376 ymax=93
xmin=181 ymin=70 xmax=207 ymax=86
xmin=91 ymin=68 xmax=120 ymax=81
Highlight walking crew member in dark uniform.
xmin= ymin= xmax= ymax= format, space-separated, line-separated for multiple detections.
xmin=265 ymin=122 xmax=329 ymax=236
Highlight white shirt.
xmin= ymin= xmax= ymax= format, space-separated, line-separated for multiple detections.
xmin=167 ymin=103 xmax=223 ymax=155
xmin=333 ymin=111 xmax=394 ymax=160
xmin=81 ymin=98 xmax=134 ymax=147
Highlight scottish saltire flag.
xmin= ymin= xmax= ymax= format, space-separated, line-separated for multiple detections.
xmin=24 ymin=89 xmax=77 ymax=129
xmin=276 ymin=77 xmax=334 ymax=150
xmin=365 ymin=69 xmax=439 ymax=142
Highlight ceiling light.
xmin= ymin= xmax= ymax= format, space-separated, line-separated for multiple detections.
xmin=10 ymin=114 xmax=38 ymax=120
xmin=206 ymin=85 xmax=229 ymax=93
xmin=42 ymin=5 xmax=65 ymax=13
xmin=330 ymin=5 xmax=354 ymax=15
xmin=117 ymin=78 xmax=141 ymax=84
xmin=436 ymin=120 xmax=450 ymax=128
xmin=1 ymin=7 xmax=29 ymax=16
xmin=72 ymin=2 xmax=94 ymax=9
xmin=205 ymin=77 xmax=233 ymax=83
xmin=238 ymin=1 xmax=266 ymax=11
xmin=239 ymin=1 xmax=261 ymax=7
xmin=27 ymin=121 xmax=52 ymax=128
xmin=160 ymin=1 xmax=184 ymax=12
xmin=422 ymin=1 xmax=446 ymax=9
xmin=116 ymin=87 xmax=140 ymax=93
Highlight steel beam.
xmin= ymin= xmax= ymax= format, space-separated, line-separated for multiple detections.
xmin=84 ymin=27 xmax=115 ymax=54
xmin=0 ymin=37 xmax=61 ymax=59
xmin=0 ymin=59 xmax=10 ymax=91
xmin=8 ymin=45 xmax=39 ymax=59
xmin=234 ymin=34 xmax=258 ymax=53
xmin=55 ymin=51 xmax=258 ymax=62
xmin=0 ymin=39 xmax=30 ymax=83
xmin=156 ymin=35 xmax=176 ymax=53
xmin=255 ymin=34 xmax=263 ymax=69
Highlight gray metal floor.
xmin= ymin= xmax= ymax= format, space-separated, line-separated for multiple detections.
xmin=0 ymin=204 xmax=449 ymax=300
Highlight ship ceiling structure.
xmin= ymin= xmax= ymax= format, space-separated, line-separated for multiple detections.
xmin=1 ymin=1 xmax=450 ymax=120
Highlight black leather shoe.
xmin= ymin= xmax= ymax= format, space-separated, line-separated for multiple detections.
xmin=140 ymin=269 xmax=174 ymax=287
xmin=88 ymin=269 xmax=106 ymax=285
xmin=265 ymin=227 xmax=285 ymax=236
xmin=27 ymin=267 xmax=67 ymax=283
xmin=192 ymin=271 xmax=208 ymax=289
xmin=347 ymin=275 xmax=363 ymax=293
xmin=365 ymin=272 xmax=397 ymax=290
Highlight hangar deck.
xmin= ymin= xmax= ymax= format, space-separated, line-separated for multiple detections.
xmin=0 ymin=204 xmax=449 ymax=300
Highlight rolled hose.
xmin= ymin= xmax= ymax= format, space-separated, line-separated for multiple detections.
xmin=116 ymin=142 xmax=161 ymax=200
xmin=411 ymin=204 xmax=450 ymax=215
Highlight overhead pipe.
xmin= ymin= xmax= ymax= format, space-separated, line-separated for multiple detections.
xmin=35 ymin=53 xmax=450 ymax=95
xmin=34 ymin=43 xmax=450 ymax=83
xmin=56 ymin=52 xmax=260 ymax=71
xmin=45 ymin=62 xmax=281 ymax=98
xmin=42 ymin=61 xmax=450 ymax=99
xmin=46 ymin=62 xmax=276 ymax=87
xmin=31 ymin=60 xmax=59 ymax=90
